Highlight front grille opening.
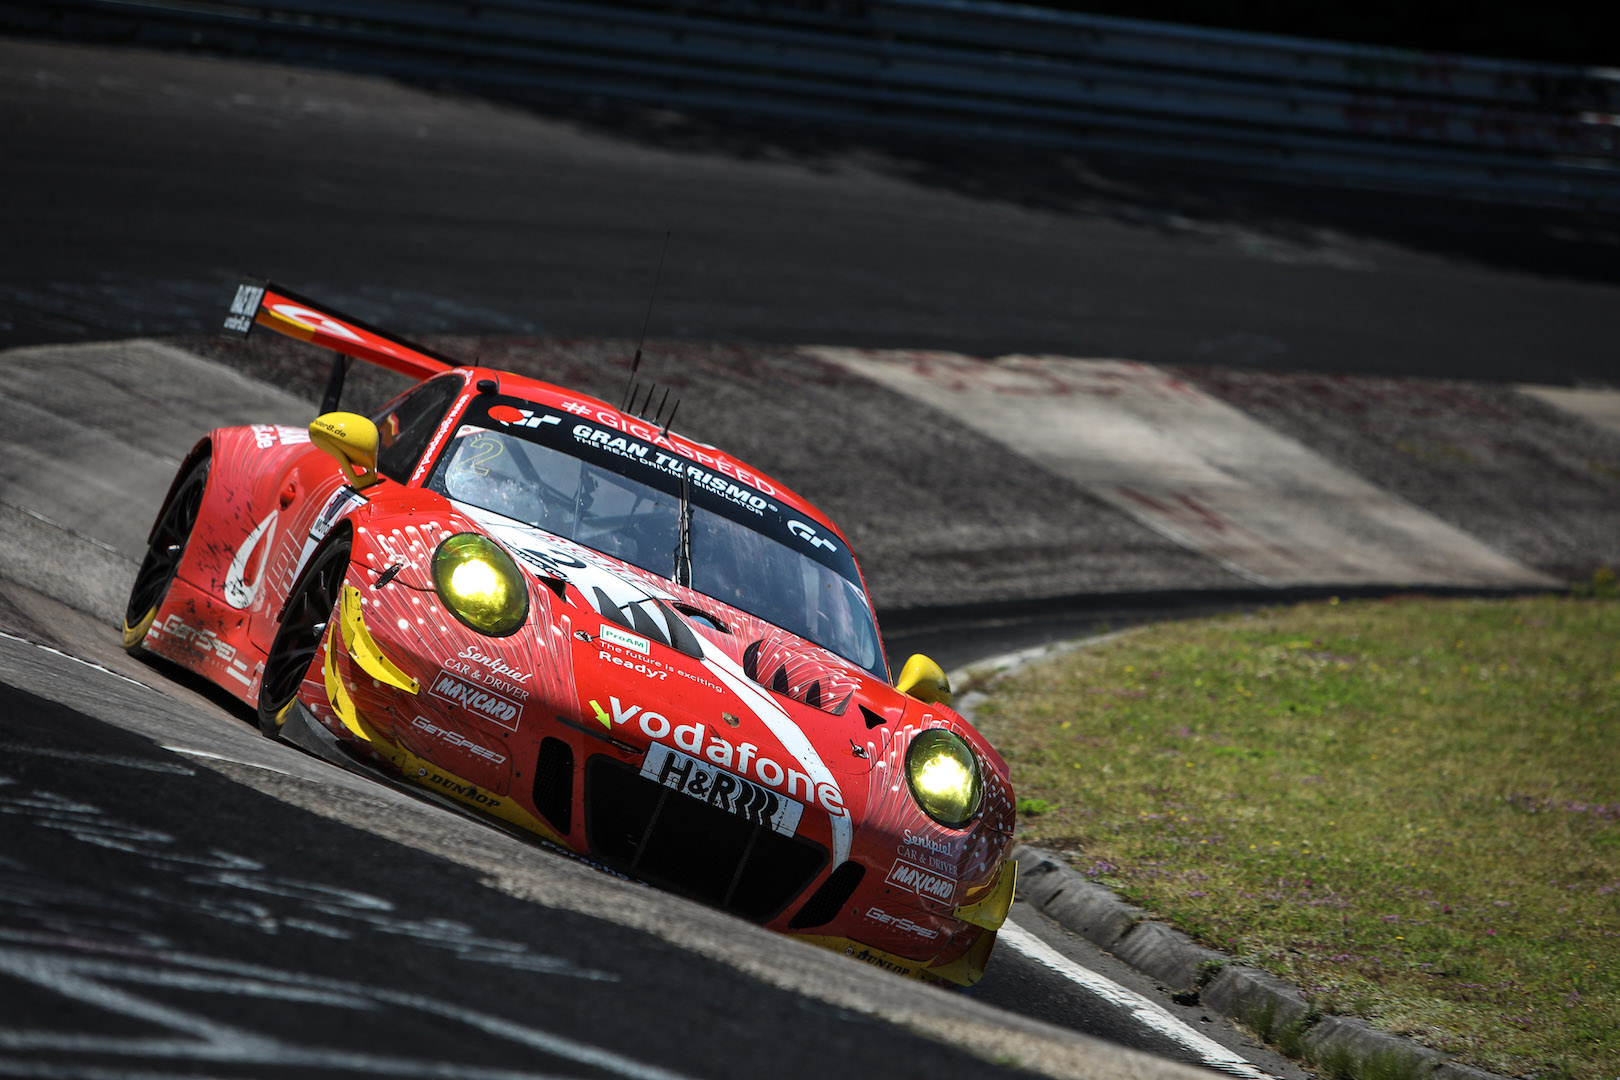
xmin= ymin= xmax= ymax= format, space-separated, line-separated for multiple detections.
xmin=585 ymin=755 xmax=827 ymax=923
xmin=788 ymin=860 xmax=866 ymax=929
xmin=532 ymin=736 xmax=573 ymax=834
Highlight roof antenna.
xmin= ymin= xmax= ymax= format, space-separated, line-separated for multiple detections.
xmin=622 ymin=229 xmax=671 ymax=410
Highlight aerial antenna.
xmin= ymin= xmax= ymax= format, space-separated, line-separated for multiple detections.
xmin=622 ymin=229 xmax=671 ymax=410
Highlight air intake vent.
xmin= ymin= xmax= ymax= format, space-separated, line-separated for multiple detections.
xmin=787 ymin=860 xmax=866 ymax=929
xmin=585 ymin=755 xmax=827 ymax=923
xmin=532 ymin=737 xmax=573 ymax=834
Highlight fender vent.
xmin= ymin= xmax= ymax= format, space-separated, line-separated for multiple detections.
xmin=740 ymin=635 xmax=856 ymax=716
xmin=787 ymin=860 xmax=866 ymax=929
xmin=533 ymin=736 xmax=573 ymax=834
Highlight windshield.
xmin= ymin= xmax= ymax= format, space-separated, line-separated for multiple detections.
xmin=427 ymin=405 xmax=884 ymax=677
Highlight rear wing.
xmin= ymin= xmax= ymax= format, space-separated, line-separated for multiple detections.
xmin=223 ymin=277 xmax=459 ymax=409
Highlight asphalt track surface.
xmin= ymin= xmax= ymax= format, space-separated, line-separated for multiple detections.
xmin=3 ymin=38 xmax=1619 ymax=384
xmin=0 ymin=630 xmax=1300 ymax=1080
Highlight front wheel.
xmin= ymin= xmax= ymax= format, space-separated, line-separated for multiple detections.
xmin=122 ymin=455 xmax=210 ymax=656
xmin=256 ymin=535 xmax=350 ymax=737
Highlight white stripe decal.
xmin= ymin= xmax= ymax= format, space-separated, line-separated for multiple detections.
xmin=998 ymin=919 xmax=1274 ymax=1080
xmin=223 ymin=511 xmax=277 ymax=610
xmin=698 ymin=648 xmax=851 ymax=867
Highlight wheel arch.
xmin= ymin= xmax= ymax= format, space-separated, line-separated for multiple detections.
xmin=143 ymin=437 xmax=213 ymax=545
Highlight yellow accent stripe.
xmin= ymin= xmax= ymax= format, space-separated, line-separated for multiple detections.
xmin=954 ymin=860 xmax=1017 ymax=932
xmin=318 ymin=604 xmax=563 ymax=846
xmin=923 ymin=928 xmax=997 ymax=987
xmin=338 ymin=585 xmax=419 ymax=694
xmin=322 ymin=620 xmax=374 ymax=742
xmin=257 ymin=305 xmax=318 ymax=341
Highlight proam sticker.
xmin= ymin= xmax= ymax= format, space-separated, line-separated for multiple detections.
xmin=599 ymin=625 xmax=649 ymax=654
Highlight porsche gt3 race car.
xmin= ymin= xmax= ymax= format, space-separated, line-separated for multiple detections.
xmin=122 ymin=279 xmax=1017 ymax=985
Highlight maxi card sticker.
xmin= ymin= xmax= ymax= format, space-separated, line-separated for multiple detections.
xmin=427 ymin=669 xmax=523 ymax=732
xmin=640 ymin=744 xmax=804 ymax=836
xmin=884 ymin=858 xmax=957 ymax=903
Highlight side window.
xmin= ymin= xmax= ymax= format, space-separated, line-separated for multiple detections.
xmin=373 ymin=376 xmax=465 ymax=483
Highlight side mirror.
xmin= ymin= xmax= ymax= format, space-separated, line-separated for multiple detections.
xmin=894 ymin=654 xmax=952 ymax=706
xmin=310 ymin=412 xmax=381 ymax=491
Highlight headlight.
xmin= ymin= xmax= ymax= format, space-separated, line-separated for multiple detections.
xmin=905 ymin=729 xmax=982 ymax=828
xmin=432 ymin=533 xmax=528 ymax=636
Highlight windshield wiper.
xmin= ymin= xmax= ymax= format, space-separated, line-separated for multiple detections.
xmin=673 ymin=474 xmax=692 ymax=588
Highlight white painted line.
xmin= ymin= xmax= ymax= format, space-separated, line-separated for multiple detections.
xmin=998 ymin=919 xmax=1275 ymax=1080
xmin=0 ymin=743 xmax=194 ymax=776
xmin=814 ymin=348 xmax=1555 ymax=588
xmin=0 ymin=937 xmax=693 ymax=1080
xmin=0 ymin=497 xmax=129 ymax=557
xmin=0 ymin=630 xmax=153 ymax=690
xmin=161 ymin=747 xmax=296 ymax=778
xmin=1518 ymin=384 xmax=1620 ymax=439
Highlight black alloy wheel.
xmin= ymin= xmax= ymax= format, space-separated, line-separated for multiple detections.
xmin=257 ymin=535 xmax=351 ymax=737
xmin=122 ymin=455 xmax=210 ymax=656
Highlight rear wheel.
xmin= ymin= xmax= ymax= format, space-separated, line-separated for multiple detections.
xmin=122 ymin=455 xmax=209 ymax=656
xmin=256 ymin=535 xmax=350 ymax=737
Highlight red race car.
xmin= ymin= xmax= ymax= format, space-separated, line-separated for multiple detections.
xmin=122 ymin=279 xmax=1017 ymax=984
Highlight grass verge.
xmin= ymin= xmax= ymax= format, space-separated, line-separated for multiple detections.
xmin=974 ymin=593 xmax=1618 ymax=1080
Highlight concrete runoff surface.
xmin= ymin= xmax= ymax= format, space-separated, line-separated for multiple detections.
xmin=811 ymin=348 xmax=1556 ymax=589
xmin=1517 ymin=385 xmax=1620 ymax=439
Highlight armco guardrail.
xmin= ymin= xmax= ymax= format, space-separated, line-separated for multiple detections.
xmin=9 ymin=0 xmax=1620 ymax=205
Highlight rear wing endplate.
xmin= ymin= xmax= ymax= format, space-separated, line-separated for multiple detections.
xmin=222 ymin=277 xmax=459 ymax=390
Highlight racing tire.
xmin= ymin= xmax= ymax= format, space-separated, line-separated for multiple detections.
xmin=256 ymin=534 xmax=350 ymax=738
xmin=121 ymin=455 xmax=210 ymax=657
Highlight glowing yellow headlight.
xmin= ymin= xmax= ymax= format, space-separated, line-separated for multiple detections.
xmin=904 ymin=729 xmax=982 ymax=829
xmin=432 ymin=533 xmax=528 ymax=637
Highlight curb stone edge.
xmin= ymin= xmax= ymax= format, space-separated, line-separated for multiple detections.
xmin=1009 ymin=844 xmax=1516 ymax=1080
